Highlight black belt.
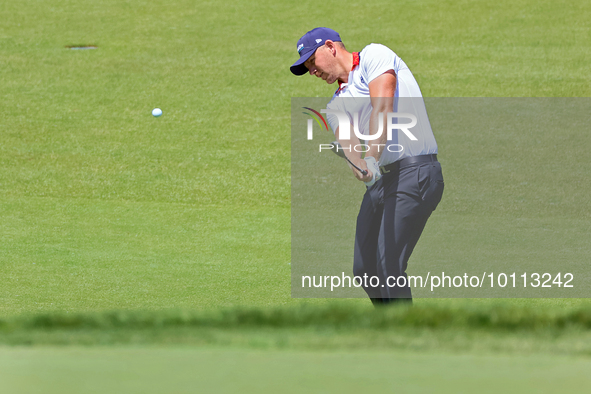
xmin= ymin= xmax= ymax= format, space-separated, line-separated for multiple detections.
xmin=380 ymin=154 xmax=438 ymax=175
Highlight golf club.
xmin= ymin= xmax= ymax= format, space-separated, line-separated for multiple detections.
xmin=330 ymin=141 xmax=368 ymax=176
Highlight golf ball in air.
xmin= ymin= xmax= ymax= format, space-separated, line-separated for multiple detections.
xmin=152 ymin=108 xmax=162 ymax=117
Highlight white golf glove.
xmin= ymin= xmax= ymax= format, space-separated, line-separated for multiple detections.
xmin=363 ymin=156 xmax=382 ymax=187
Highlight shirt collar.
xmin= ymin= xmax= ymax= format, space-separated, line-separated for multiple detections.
xmin=336 ymin=52 xmax=360 ymax=94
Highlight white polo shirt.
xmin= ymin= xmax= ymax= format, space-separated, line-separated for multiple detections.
xmin=326 ymin=44 xmax=438 ymax=166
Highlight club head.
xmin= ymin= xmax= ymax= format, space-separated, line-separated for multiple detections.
xmin=330 ymin=141 xmax=346 ymax=158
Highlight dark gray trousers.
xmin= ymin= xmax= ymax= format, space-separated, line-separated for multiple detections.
xmin=353 ymin=160 xmax=444 ymax=303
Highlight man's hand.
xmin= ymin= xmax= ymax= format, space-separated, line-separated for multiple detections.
xmin=350 ymin=158 xmax=372 ymax=182
xmin=363 ymin=157 xmax=382 ymax=187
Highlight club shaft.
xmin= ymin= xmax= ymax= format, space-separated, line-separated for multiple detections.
xmin=344 ymin=156 xmax=368 ymax=176
xmin=330 ymin=141 xmax=368 ymax=176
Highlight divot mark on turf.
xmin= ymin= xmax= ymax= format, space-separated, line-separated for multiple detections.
xmin=65 ymin=45 xmax=98 ymax=50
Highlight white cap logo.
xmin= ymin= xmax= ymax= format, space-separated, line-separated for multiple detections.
xmin=297 ymin=43 xmax=304 ymax=53
xmin=315 ymin=39 xmax=322 ymax=43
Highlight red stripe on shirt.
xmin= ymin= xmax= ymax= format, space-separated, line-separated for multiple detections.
xmin=336 ymin=52 xmax=361 ymax=94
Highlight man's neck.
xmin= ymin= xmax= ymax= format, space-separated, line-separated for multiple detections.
xmin=338 ymin=52 xmax=355 ymax=84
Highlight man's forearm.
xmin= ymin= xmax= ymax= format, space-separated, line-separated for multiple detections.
xmin=365 ymin=109 xmax=388 ymax=162
xmin=366 ymin=71 xmax=397 ymax=162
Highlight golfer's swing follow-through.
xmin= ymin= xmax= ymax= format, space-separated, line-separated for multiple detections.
xmin=291 ymin=27 xmax=444 ymax=305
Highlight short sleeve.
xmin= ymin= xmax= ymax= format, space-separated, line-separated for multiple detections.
xmin=360 ymin=44 xmax=397 ymax=84
xmin=326 ymin=113 xmax=339 ymax=135
xmin=325 ymin=98 xmax=342 ymax=135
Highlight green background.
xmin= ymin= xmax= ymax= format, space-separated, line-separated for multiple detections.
xmin=1 ymin=0 xmax=590 ymax=392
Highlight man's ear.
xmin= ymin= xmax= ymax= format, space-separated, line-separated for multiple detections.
xmin=325 ymin=40 xmax=337 ymax=56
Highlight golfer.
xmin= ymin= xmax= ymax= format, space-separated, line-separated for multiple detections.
xmin=291 ymin=27 xmax=444 ymax=305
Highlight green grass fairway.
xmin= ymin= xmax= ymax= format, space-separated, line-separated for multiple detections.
xmin=1 ymin=198 xmax=290 ymax=314
xmin=1 ymin=0 xmax=591 ymax=391
xmin=1 ymin=0 xmax=590 ymax=313
xmin=2 ymin=347 xmax=591 ymax=394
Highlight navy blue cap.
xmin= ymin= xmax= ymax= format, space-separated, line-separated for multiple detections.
xmin=290 ymin=27 xmax=342 ymax=76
